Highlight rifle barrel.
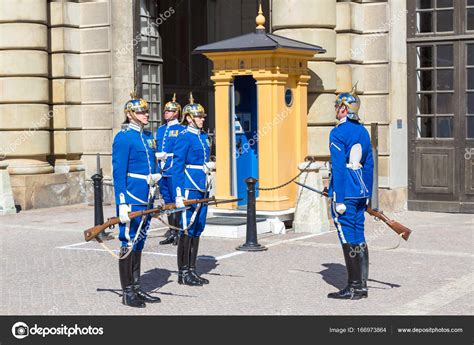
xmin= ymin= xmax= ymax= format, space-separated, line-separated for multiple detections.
xmin=83 ymin=196 xmax=237 ymax=242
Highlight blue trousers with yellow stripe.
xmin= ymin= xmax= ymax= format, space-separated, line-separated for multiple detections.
xmin=330 ymin=198 xmax=367 ymax=245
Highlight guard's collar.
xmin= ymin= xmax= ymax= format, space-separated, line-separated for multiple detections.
xmin=187 ymin=126 xmax=200 ymax=135
xmin=337 ymin=117 xmax=347 ymax=125
xmin=167 ymin=119 xmax=179 ymax=126
xmin=128 ymin=122 xmax=143 ymax=132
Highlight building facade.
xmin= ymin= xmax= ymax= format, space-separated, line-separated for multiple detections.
xmin=0 ymin=0 xmax=472 ymax=213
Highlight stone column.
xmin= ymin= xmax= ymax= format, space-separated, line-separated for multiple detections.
xmin=50 ymin=0 xmax=112 ymax=179
xmin=273 ymin=0 xmax=337 ymax=160
xmin=0 ymin=161 xmax=16 ymax=215
xmin=335 ymin=1 xmax=390 ymax=189
xmin=336 ymin=1 xmax=408 ymax=210
xmin=386 ymin=0 xmax=408 ymax=210
xmin=50 ymin=0 xmax=83 ymax=174
xmin=0 ymin=0 xmax=53 ymax=175
xmin=294 ymin=75 xmax=311 ymax=165
xmin=253 ymin=73 xmax=293 ymax=211
xmin=78 ymin=0 xmax=113 ymax=180
xmin=210 ymin=74 xmax=234 ymax=205
xmin=111 ymin=0 xmax=134 ymax=132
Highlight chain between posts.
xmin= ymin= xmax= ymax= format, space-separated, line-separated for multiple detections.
xmin=256 ymin=158 xmax=316 ymax=191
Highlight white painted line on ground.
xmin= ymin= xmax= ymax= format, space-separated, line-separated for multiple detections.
xmin=215 ymin=231 xmax=334 ymax=261
xmin=58 ymin=231 xmax=335 ymax=262
xmin=291 ymin=241 xmax=474 ymax=258
xmin=4 ymin=224 xmax=82 ymax=232
xmin=392 ymin=272 xmax=474 ymax=315
xmin=215 ymin=251 xmax=246 ymax=260
xmin=264 ymin=231 xmax=335 ymax=248
xmin=57 ymin=227 xmax=167 ymax=250
xmin=56 ymin=246 xmax=177 ymax=257
xmin=57 ymin=241 xmax=89 ymax=249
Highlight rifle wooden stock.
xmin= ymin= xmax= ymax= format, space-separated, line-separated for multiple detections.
xmin=83 ymin=197 xmax=215 ymax=242
xmin=365 ymin=207 xmax=412 ymax=241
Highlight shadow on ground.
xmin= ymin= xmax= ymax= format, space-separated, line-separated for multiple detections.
xmin=293 ymin=263 xmax=402 ymax=291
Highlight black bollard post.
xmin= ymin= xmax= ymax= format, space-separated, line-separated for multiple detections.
xmin=92 ymin=153 xmax=113 ymax=241
xmin=236 ymin=177 xmax=267 ymax=252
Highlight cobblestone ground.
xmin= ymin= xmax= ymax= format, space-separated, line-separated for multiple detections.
xmin=0 ymin=204 xmax=472 ymax=315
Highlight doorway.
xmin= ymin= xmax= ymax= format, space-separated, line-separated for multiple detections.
xmin=231 ymin=76 xmax=259 ymax=206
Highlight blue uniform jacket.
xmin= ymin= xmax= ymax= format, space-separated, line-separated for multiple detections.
xmin=171 ymin=126 xmax=211 ymax=195
xmin=112 ymin=123 xmax=158 ymax=205
xmin=155 ymin=119 xmax=185 ymax=176
xmin=328 ymin=117 xmax=374 ymax=203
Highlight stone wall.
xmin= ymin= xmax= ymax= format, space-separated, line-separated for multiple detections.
xmin=0 ymin=0 xmax=53 ymax=175
xmin=0 ymin=0 xmax=407 ymax=211
xmin=0 ymin=0 xmax=126 ymax=209
xmin=50 ymin=0 xmax=114 ymax=179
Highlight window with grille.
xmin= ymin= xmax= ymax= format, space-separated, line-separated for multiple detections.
xmin=466 ymin=43 xmax=474 ymax=138
xmin=136 ymin=0 xmax=163 ymax=134
xmin=415 ymin=44 xmax=454 ymax=138
xmin=416 ymin=0 xmax=454 ymax=33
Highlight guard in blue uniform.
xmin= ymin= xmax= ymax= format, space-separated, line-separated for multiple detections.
xmin=156 ymin=94 xmax=186 ymax=246
xmin=327 ymin=84 xmax=374 ymax=300
xmin=112 ymin=92 xmax=162 ymax=307
xmin=172 ymin=93 xmax=211 ymax=286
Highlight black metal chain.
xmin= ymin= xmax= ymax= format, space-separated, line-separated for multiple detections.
xmin=256 ymin=160 xmax=314 ymax=191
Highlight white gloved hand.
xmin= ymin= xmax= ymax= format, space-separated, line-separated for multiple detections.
xmin=204 ymin=161 xmax=214 ymax=172
xmin=155 ymin=197 xmax=165 ymax=208
xmin=175 ymin=196 xmax=185 ymax=209
xmin=335 ymin=203 xmax=346 ymax=215
xmin=119 ymin=204 xmax=131 ymax=223
xmin=155 ymin=152 xmax=167 ymax=161
xmin=149 ymin=173 xmax=162 ymax=185
xmin=366 ymin=198 xmax=370 ymax=206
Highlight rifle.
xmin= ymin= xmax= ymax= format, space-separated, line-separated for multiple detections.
xmin=84 ymin=196 xmax=240 ymax=242
xmin=294 ymin=181 xmax=412 ymax=241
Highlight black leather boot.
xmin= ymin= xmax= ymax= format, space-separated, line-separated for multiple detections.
xmin=171 ymin=213 xmax=179 ymax=245
xmin=177 ymin=233 xmax=187 ymax=284
xmin=189 ymin=236 xmax=209 ymax=284
xmin=159 ymin=213 xmax=179 ymax=245
xmin=360 ymin=242 xmax=369 ymax=294
xmin=131 ymin=250 xmax=161 ymax=303
xmin=327 ymin=244 xmax=367 ymax=300
xmin=177 ymin=234 xmax=202 ymax=286
xmin=119 ymin=248 xmax=146 ymax=308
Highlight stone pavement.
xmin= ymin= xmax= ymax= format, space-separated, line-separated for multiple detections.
xmin=0 ymin=204 xmax=472 ymax=316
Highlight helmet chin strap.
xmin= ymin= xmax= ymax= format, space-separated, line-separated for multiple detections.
xmin=187 ymin=114 xmax=200 ymax=129
xmin=128 ymin=111 xmax=146 ymax=128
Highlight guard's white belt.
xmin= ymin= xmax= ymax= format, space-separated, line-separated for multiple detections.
xmin=346 ymin=163 xmax=362 ymax=170
xmin=185 ymin=164 xmax=204 ymax=171
xmin=127 ymin=173 xmax=149 ymax=180
xmin=166 ymin=153 xmax=174 ymax=157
